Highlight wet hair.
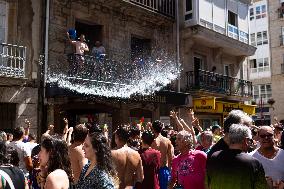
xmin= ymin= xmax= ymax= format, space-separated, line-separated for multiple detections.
xmin=28 ymin=133 xmax=37 ymax=141
xmin=12 ymin=127 xmax=24 ymax=140
xmin=224 ymin=110 xmax=252 ymax=134
xmin=115 ymin=126 xmax=129 ymax=143
xmin=0 ymin=141 xmax=8 ymax=165
xmin=0 ymin=141 xmax=19 ymax=166
xmin=86 ymin=123 xmax=102 ymax=134
xmin=41 ymin=135 xmax=73 ymax=182
xmin=129 ymin=127 xmax=140 ymax=138
xmin=177 ymin=130 xmax=193 ymax=149
xmin=228 ymin=124 xmax=252 ymax=145
xmin=73 ymin=124 xmax=88 ymax=142
xmin=142 ymin=130 xmax=155 ymax=146
xmin=89 ymin=132 xmax=116 ymax=177
xmin=152 ymin=120 xmax=164 ymax=133
xmin=211 ymin=125 xmax=221 ymax=134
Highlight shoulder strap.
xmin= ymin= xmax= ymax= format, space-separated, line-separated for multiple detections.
xmin=0 ymin=169 xmax=15 ymax=189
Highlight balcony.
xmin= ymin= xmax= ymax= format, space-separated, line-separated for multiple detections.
xmin=127 ymin=0 xmax=175 ymax=18
xmin=186 ymin=69 xmax=253 ymax=98
xmin=0 ymin=43 xmax=26 ymax=78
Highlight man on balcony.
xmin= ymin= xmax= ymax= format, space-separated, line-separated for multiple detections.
xmin=67 ymin=32 xmax=89 ymax=75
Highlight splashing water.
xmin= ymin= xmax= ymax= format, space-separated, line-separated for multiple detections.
xmin=47 ymin=52 xmax=180 ymax=98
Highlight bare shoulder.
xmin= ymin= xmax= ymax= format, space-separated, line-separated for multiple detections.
xmin=45 ymin=170 xmax=69 ymax=189
xmin=47 ymin=169 xmax=68 ymax=179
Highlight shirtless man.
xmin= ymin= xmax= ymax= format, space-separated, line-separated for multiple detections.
xmin=151 ymin=120 xmax=174 ymax=189
xmin=111 ymin=127 xmax=144 ymax=189
xmin=68 ymin=124 xmax=89 ymax=184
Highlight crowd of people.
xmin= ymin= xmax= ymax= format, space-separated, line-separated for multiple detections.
xmin=0 ymin=109 xmax=283 ymax=189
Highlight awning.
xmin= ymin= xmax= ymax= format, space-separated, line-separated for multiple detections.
xmin=193 ymin=97 xmax=256 ymax=115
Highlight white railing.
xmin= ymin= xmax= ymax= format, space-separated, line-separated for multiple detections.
xmin=0 ymin=43 xmax=26 ymax=78
xmin=227 ymin=24 xmax=239 ymax=40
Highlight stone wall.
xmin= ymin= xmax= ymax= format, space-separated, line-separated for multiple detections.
xmin=0 ymin=0 xmax=43 ymax=132
xmin=269 ymin=0 xmax=284 ymax=122
xmin=48 ymin=0 xmax=176 ymax=74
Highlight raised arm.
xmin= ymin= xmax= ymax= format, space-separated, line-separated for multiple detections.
xmin=170 ymin=110 xmax=184 ymax=131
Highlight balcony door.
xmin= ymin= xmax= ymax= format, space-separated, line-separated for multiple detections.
xmin=194 ymin=56 xmax=204 ymax=86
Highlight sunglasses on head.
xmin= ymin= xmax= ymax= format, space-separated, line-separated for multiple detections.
xmin=259 ymin=133 xmax=273 ymax=139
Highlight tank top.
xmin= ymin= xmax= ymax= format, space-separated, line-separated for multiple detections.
xmin=0 ymin=166 xmax=25 ymax=189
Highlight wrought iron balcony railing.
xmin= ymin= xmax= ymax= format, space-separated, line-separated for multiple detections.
xmin=186 ymin=69 xmax=253 ymax=97
xmin=129 ymin=0 xmax=175 ymax=18
xmin=0 ymin=43 xmax=26 ymax=78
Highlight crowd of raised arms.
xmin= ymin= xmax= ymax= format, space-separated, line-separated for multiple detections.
xmin=0 ymin=109 xmax=283 ymax=189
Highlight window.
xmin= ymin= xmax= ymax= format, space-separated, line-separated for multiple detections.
xmin=255 ymin=5 xmax=266 ymax=19
xmin=261 ymin=5 xmax=266 ymax=18
xmin=263 ymin=31 xmax=268 ymax=44
xmin=0 ymin=1 xmax=7 ymax=43
xmin=228 ymin=11 xmax=237 ymax=26
xmin=250 ymin=8 xmax=254 ymax=20
xmin=224 ymin=65 xmax=229 ymax=76
xmin=185 ymin=0 xmax=193 ymax=21
xmin=250 ymin=33 xmax=256 ymax=46
xmin=250 ymin=57 xmax=270 ymax=73
xmin=281 ymin=27 xmax=284 ymax=45
xmin=131 ymin=36 xmax=151 ymax=62
xmin=257 ymin=32 xmax=262 ymax=45
xmin=256 ymin=31 xmax=269 ymax=45
xmin=253 ymin=84 xmax=272 ymax=102
xmin=250 ymin=59 xmax=257 ymax=68
xmin=253 ymin=86 xmax=259 ymax=100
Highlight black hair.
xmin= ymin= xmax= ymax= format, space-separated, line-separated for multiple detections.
xmin=115 ymin=126 xmax=129 ymax=143
xmin=89 ymin=132 xmax=116 ymax=177
xmin=152 ymin=120 xmax=163 ymax=133
xmin=73 ymin=124 xmax=88 ymax=142
xmin=41 ymin=135 xmax=73 ymax=182
xmin=86 ymin=123 xmax=102 ymax=134
xmin=28 ymin=133 xmax=37 ymax=141
xmin=12 ymin=127 xmax=24 ymax=140
xmin=142 ymin=130 xmax=155 ymax=146
xmin=224 ymin=114 xmax=242 ymax=133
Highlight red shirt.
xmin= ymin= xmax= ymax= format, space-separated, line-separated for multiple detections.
xmin=171 ymin=150 xmax=207 ymax=189
xmin=139 ymin=148 xmax=161 ymax=189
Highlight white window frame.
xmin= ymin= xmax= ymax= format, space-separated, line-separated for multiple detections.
xmin=255 ymin=4 xmax=266 ymax=19
xmin=253 ymin=84 xmax=272 ymax=103
xmin=250 ymin=33 xmax=256 ymax=46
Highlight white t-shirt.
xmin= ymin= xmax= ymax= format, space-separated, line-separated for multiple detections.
xmin=26 ymin=142 xmax=38 ymax=153
xmin=8 ymin=141 xmax=31 ymax=175
xmin=250 ymin=148 xmax=284 ymax=181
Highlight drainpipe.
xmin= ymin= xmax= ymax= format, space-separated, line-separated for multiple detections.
xmin=44 ymin=0 xmax=50 ymax=86
xmin=176 ymin=0 xmax=180 ymax=92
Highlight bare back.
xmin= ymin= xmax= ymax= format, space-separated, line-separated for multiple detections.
xmin=45 ymin=169 xmax=69 ymax=189
xmin=68 ymin=143 xmax=88 ymax=183
xmin=151 ymin=135 xmax=173 ymax=167
xmin=111 ymin=146 xmax=143 ymax=189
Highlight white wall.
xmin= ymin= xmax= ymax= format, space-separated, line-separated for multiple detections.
xmin=249 ymin=0 xmax=270 ymax=80
xmin=199 ymin=0 xmax=213 ymax=23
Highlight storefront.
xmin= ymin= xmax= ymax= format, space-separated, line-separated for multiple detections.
xmin=192 ymin=97 xmax=256 ymax=129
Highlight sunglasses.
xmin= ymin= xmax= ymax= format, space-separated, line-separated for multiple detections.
xmin=259 ymin=134 xmax=273 ymax=139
